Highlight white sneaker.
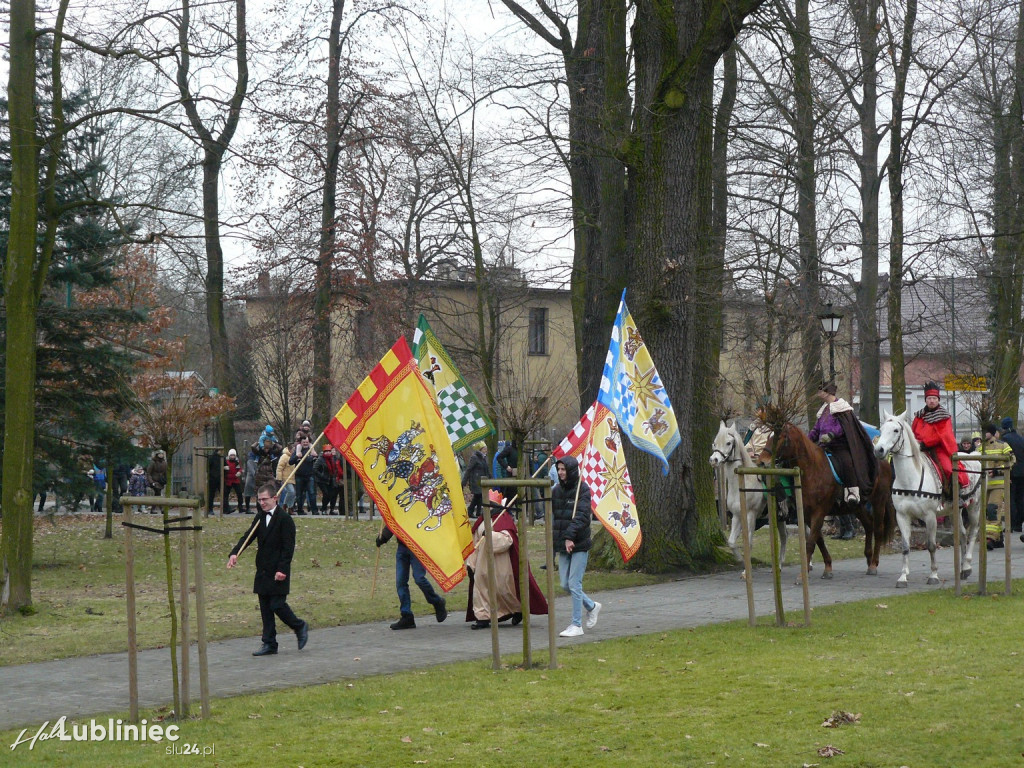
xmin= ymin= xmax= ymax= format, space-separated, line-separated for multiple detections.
xmin=585 ymin=602 xmax=602 ymax=629
xmin=559 ymin=624 xmax=584 ymax=638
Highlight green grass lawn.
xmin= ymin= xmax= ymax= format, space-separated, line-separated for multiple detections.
xmin=2 ymin=586 xmax=1021 ymax=767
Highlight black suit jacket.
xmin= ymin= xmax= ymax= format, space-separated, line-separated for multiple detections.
xmin=230 ymin=506 xmax=295 ymax=596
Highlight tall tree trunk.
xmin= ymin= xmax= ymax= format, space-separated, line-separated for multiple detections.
xmin=886 ymin=0 xmax=916 ymax=417
xmin=789 ymin=0 xmax=824 ymax=425
xmin=991 ymin=0 xmax=1024 ymax=422
xmin=2 ymin=0 xmax=40 ymax=612
xmin=2 ymin=0 xmax=71 ymax=612
xmin=626 ymin=0 xmax=763 ymax=571
xmin=499 ymin=0 xmax=629 ymax=410
xmin=853 ymin=0 xmax=881 ymax=425
xmin=566 ymin=0 xmax=629 ymax=407
xmin=177 ymin=0 xmax=248 ymax=452
xmin=313 ymin=0 xmax=346 ymax=430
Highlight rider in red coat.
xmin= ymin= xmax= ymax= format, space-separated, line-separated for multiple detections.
xmin=912 ymin=381 xmax=968 ymax=494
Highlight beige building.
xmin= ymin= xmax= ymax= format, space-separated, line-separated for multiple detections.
xmin=244 ymin=271 xmax=581 ymax=444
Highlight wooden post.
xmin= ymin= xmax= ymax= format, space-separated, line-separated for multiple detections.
xmin=545 ymin=484 xmax=556 ymax=669
xmin=480 ymin=491 xmax=501 ymax=670
xmin=519 ymin=497 xmax=531 ymax=667
xmin=192 ymin=524 xmax=210 ymax=719
xmin=978 ymin=460 xmax=988 ymax=596
xmin=120 ymin=495 xmax=202 ymax=723
xmin=737 ymin=471 xmax=755 ymax=627
xmin=178 ymin=522 xmax=191 ymax=717
xmin=767 ymin=476 xmax=784 ymax=626
xmin=736 ymin=467 xmax=807 ymax=627
xmin=124 ymin=499 xmax=139 ymax=723
xmin=952 ymin=456 xmax=962 ymax=597
xmin=1003 ymin=458 xmax=1012 ymax=596
xmin=793 ymin=476 xmax=811 ymax=626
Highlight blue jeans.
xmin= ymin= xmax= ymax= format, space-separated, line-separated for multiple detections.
xmin=295 ymin=475 xmax=318 ymax=514
xmin=396 ymin=540 xmax=442 ymax=616
xmin=279 ymin=483 xmax=295 ymax=508
xmin=558 ymin=550 xmax=595 ymax=628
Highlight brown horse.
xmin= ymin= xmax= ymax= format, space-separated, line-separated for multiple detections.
xmin=771 ymin=422 xmax=897 ymax=579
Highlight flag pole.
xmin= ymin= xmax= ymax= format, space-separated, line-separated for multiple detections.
xmin=238 ymin=430 xmax=328 ymax=559
xmin=277 ymin=429 xmax=327 ymax=493
xmin=235 ymin=514 xmax=260 ymax=557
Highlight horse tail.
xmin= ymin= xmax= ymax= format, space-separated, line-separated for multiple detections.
xmin=876 ymin=460 xmax=898 ymax=544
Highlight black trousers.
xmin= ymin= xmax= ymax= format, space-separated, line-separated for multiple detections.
xmin=224 ymin=484 xmax=243 ymax=512
xmin=258 ymin=593 xmax=304 ymax=647
xmin=467 ymin=493 xmax=483 ymax=518
xmin=1010 ymin=477 xmax=1024 ymax=531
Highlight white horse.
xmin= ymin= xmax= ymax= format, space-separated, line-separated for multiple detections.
xmin=710 ymin=420 xmax=788 ymax=563
xmin=873 ymin=411 xmax=982 ymax=587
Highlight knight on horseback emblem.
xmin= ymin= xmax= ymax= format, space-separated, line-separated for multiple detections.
xmin=364 ymin=421 xmax=455 ymax=531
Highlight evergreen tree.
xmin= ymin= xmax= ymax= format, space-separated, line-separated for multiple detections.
xmin=0 ymin=39 xmax=144 ymax=507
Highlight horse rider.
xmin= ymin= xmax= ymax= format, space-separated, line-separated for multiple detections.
xmin=911 ymin=381 xmax=969 ymax=511
xmin=744 ymin=408 xmax=796 ymax=524
xmin=808 ymin=380 xmax=878 ymax=539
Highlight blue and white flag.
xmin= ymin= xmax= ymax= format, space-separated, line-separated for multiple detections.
xmin=597 ymin=290 xmax=680 ymax=474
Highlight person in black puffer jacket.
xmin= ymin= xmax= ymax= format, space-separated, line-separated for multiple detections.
xmin=551 ymin=455 xmax=601 ymax=638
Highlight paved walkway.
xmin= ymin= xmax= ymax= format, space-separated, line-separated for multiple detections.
xmin=3 ymin=536 xmax=1022 ymax=732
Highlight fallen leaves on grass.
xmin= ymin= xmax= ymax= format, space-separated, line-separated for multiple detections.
xmin=401 ymin=736 xmax=412 ymax=743
xmin=821 ymin=711 xmax=860 ymax=728
xmin=817 ymin=745 xmax=844 ymax=757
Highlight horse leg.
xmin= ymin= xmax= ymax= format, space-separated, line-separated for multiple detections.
xmin=816 ymin=533 xmax=833 ymax=578
xmin=726 ymin=510 xmax=742 ymax=557
xmin=858 ymin=506 xmax=876 ymax=575
xmin=895 ymin=507 xmax=912 ymax=587
xmin=923 ymin=510 xmax=940 ymax=585
xmin=777 ymin=507 xmax=788 ymax=564
xmin=961 ymin=496 xmax=981 ymax=581
xmin=806 ymin=512 xmax=832 ymax=579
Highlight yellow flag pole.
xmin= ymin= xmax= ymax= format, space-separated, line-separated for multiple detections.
xmin=278 ymin=429 xmax=327 ymax=491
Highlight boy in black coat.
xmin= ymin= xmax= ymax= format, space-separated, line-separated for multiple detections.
xmin=228 ymin=482 xmax=309 ymax=656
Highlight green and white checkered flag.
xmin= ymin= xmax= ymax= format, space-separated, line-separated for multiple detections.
xmin=411 ymin=315 xmax=495 ymax=451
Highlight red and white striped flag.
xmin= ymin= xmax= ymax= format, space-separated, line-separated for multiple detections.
xmin=553 ymin=400 xmax=641 ymax=562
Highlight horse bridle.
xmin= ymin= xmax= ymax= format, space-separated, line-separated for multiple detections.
xmin=885 ymin=420 xmax=910 ymax=457
xmin=711 ymin=439 xmax=740 ymax=465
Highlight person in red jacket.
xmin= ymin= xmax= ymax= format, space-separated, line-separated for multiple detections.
xmin=224 ymin=448 xmax=244 ymax=514
xmin=912 ymin=381 xmax=968 ymax=501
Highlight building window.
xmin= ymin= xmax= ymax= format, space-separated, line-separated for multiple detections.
xmin=528 ymin=307 xmax=548 ymax=355
xmin=355 ymin=310 xmax=374 ymax=358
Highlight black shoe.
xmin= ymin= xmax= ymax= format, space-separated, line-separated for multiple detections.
xmin=839 ymin=530 xmax=855 ymax=540
xmin=390 ymin=614 xmax=416 ymax=630
xmin=296 ymin=621 xmax=309 ymax=650
xmin=511 ymin=612 xmax=523 ymax=626
xmin=470 ymin=620 xmax=490 ymax=630
xmin=252 ymin=643 xmax=278 ymax=656
xmin=434 ymin=599 xmax=448 ymax=623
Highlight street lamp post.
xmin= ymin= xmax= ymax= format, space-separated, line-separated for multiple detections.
xmin=818 ymin=303 xmax=843 ymax=382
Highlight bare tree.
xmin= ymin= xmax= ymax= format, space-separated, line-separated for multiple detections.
xmin=174 ymin=0 xmax=249 ymax=453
